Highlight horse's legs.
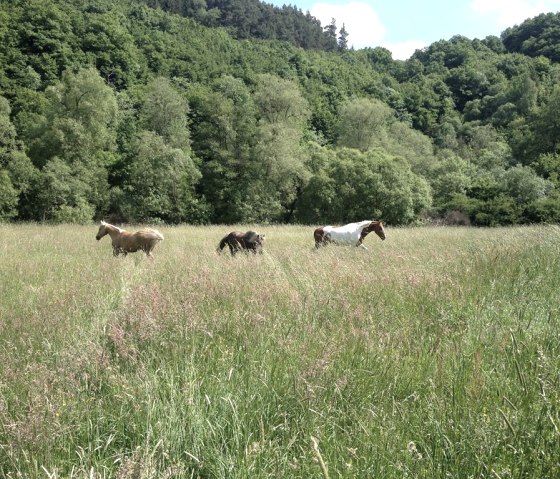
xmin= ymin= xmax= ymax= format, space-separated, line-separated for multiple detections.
xmin=230 ymin=239 xmax=246 ymax=256
xmin=316 ymin=234 xmax=332 ymax=248
xmin=356 ymin=240 xmax=368 ymax=250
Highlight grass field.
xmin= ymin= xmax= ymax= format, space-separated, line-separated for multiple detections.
xmin=1 ymin=223 xmax=560 ymax=478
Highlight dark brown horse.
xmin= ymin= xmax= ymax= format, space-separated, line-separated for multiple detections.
xmin=217 ymin=230 xmax=265 ymax=256
xmin=96 ymin=221 xmax=164 ymax=258
xmin=314 ymin=220 xmax=385 ymax=249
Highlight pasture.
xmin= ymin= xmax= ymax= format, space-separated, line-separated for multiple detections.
xmin=1 ymin=223 xmax=559 ymax=478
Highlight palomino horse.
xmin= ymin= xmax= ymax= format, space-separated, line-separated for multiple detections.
xmin=314 ymin=220 xmax=385 ymax=249
xmin=95 ymin=221 xmax=164 ymax=258
xmin=217 ymin=231 xmax=266 ymax=256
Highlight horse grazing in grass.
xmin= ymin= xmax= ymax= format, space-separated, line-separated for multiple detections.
xmin=95 ymin=221 xmax=164 ymax=258
xmin=314 ymin=220 xmax=385 ymax=249
xmin=217 ymin=230 xmax=265 ymax=256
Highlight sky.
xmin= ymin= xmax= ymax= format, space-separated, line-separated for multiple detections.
xmin=266 ymin=0 xmax=560 ymax=60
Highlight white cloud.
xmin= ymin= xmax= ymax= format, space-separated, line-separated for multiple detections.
xmin=310 ymin=2 xmax=386 ymax=47
xmin=470 ymin=0 xmax=560 ymax=29
xmin=381 ymin=40 xmax=428 ymax=61
xmin=309 ymin=2 xmax=424 ymax=60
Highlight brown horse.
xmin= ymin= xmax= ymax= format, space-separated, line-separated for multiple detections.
xmin=314 ymin=220 xmax=385 ymax=249
xmin=96 ymin=221 xmax=164 ymax=258
xmin=217 ymin=230 xmax=265 ymax=256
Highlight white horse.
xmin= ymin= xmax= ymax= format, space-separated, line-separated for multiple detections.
xmin=314 ymin=220 xmax=385 ymax=249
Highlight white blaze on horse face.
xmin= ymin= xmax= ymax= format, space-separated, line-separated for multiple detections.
xmin=379 ymin=223 xmax=386 ymax=239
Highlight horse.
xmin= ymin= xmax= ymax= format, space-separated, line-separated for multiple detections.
xmin=217 ymin=230 xmax=265 ymax=256
xmin=95 ymin=221 xmax=164 ymax=258
xmin=314 ymin=220 xmax=385 ymax=249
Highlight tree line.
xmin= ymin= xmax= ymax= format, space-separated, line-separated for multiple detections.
xmin=1 ymin=0 xmax=560 ymax=226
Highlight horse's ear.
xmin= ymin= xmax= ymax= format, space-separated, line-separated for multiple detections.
xmin=101 ymin=220 xmax=106 ymax=225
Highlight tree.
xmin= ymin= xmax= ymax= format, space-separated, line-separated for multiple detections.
xmin=502 ymin=12 xmax=560 ymax=61
xmin=336 ymin=97 xmax=394 ymax=151
xmin=24 ymin=67 xmax=118 ymax=221
xmin=0 ymin=170 xmax=18 ymax=220
xmin=14 ymin=0 xmax=76 ymax=84
xmin=252 ymin=74 xmax=311 ymax=221
xmin=323 ymin=18 xmax=337 ymax=51
xmin=338 ymin=23 xmax=348 ymax=51
xmin=424 ymin=151 xmax=473 ymax=213
xmin=501 ymin=164 xmax=553 ymax=205
xmin=38 ymin=67 xmax=118 ymax=164
xmin=119 ymin=131 xmax=202 ymax=223
xmin=139 ymin=77 xmax=190 ymax=150
xmin=78 ymin=5 xmax=142 ymax=88
xmin=189 ymin=76 xmax=258 ymax=223
xmin=525 ymin=85 xmax=560 ymax=161
xmin=31 ymin=157 xmax=94 ymax=223
xmin=296 ymin=147 xmax=432 ymax=224
xmin=0 ymin=96 xmax=38 ymax=220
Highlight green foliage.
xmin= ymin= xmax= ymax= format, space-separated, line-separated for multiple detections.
xmin=336 ymin=97 xmax=394 ymax=151
xmin=423 ymin=152 xmax=473 ymax=212
xmin=188 ymin=77 xmax=258 ymax=223
xmin=35 ymin=67 xmax=118 ymax=165
xmin=140 ymin=77 xmax=191 ymax=150
xmin=254 ymin=73 xmax=310 ymax=126
xmin=29 ymin=156 xmax=94 ymax=222
xmin=502 ymin=12 xmax=560 ymax=61
xmin=0 ymin=169 xmax=18 ymax=220
xmin=0 ymin=95 xmax=38 ymax=218
xmin=296 ymin=147 xmax=432 ymax=224
xmin=77 ymin=4 xmax=143 ymax=88
xmin=1 ymin=0 xmax=560 ymax=225
xmin=532 ymin=152 xmax=560 ymax=187
xmin=119 ymin=131 xmax=202 ymax=223
xmin=443 ymin=164 xmax=554 ymax=225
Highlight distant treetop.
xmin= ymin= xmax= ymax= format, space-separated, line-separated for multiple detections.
xmin=137 ymin=0 xmax=340 ymax=50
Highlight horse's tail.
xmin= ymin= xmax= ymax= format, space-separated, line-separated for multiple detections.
xmin=151 ymin=230 xmax=164 ymax=241
xmin=141 ymin=229 xmax=164 ymax=241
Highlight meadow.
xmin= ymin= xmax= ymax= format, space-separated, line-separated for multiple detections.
xmin=1 ymin=223 xmax=559 ymax=478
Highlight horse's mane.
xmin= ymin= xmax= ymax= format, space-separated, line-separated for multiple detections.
xmin=357 ymin=220 xmax=373 ymax=228
xmin=101 ymin=220 xmax=124 ymax=233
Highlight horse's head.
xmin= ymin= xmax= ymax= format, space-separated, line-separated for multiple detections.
xmin=366 ymin=221 xmax=385 ymax=240
xmin=244 ymin=231 xmax=265 ymax=253
xmin=96 ymin=221 xmax=108 ymax=240
xmin=255 ymin=234 xmax=265 ymax=253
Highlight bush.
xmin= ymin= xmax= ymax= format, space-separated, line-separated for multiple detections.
xmin=50 ymin=199 xmax=95 ymax=224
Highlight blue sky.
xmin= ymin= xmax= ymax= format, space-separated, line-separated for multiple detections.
xmin=266 ymin=0 xmax=560 ymax=59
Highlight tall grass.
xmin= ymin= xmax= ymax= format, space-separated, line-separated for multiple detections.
xmin=1 ymin=224 xmax=559 ymax=478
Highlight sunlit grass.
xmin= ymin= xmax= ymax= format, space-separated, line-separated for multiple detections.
xmin=1 ymin=223 xmax=560 ymax=478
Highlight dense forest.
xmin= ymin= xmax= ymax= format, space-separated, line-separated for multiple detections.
xmin=1 ymin=0 xmax=560 ymax=225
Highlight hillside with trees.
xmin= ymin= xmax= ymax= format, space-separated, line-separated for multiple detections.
xmin=1 ymin=0 xmax=560 ymax=225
